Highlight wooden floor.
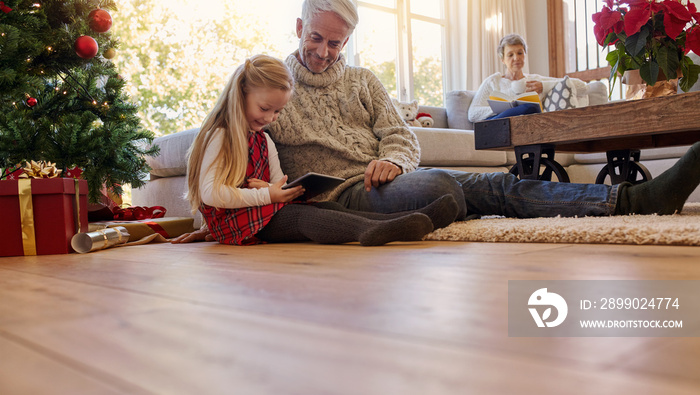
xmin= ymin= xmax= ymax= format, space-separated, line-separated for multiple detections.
xmin=1 ymin=240 xmax=700 ymax=394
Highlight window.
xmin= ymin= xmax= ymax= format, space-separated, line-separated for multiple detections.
xmin=349 ymin=0 xmax=449 ymax=106
xmin=112 ymin=0 xmax=450 ymax=136
xmin=548 ymin=0 xmax=623 ymax=99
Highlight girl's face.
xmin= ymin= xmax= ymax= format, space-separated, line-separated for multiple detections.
xmin=502 ymin=44 xmax=526 ymax=75
xmin=244 ymin=87 xmax=292 ymax=132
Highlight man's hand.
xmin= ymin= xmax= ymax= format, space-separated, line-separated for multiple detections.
xmin=171 ymin=227 xmax=215 ymax=243
xmin=364 ymin=160 xmax=402 ymax=192
xmin=269 ymin=175 xmax=305 ymax=203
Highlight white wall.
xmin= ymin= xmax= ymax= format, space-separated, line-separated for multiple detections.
xmin=525 ymin=0 xmax=550 ymax=76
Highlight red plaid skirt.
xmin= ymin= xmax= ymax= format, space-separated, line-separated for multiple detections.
xmin=199 ymin=131 xmax=287 ymax=245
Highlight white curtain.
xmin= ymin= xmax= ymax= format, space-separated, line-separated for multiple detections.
xmin=448 ymin=0 xmax=528 ymax=91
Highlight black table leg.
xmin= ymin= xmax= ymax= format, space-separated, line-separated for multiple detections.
xmin=595 ymin=149 xmax=652 ymax=184
xmin=509 ymin=144 xmax=571 ymax=182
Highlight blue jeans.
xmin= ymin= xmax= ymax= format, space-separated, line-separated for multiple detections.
xmin=336 ymin=168 xmax=619 ymax=219
xmin=487 ymin=103 xmax=541 ymax=120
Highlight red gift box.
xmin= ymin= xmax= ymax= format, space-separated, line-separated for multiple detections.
xmin=0 ymin=178 xmax=88 ymax=257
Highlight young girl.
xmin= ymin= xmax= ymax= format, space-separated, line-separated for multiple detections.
xmin=185 ymin=55 xmax=458 ymax=246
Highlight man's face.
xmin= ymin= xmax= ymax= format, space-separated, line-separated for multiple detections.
xmin=296 ymin=11 xmax=351 ymax=74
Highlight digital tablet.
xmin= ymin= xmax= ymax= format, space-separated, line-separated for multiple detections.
xmin=282 ymin=172 xmax=346 ymax=200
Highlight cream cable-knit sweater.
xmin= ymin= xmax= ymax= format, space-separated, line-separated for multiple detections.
xmin=266 ymin=51 xmax=421 ymax=202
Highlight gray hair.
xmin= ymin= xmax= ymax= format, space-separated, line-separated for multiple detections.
xmin=498 ymin=34 xmax=528 ymax=58
xmin=301 ymin=0 xmax=359 ymax=34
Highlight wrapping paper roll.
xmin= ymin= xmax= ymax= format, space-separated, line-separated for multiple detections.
xmin=71 ymin=226 xmax=130 ymax=253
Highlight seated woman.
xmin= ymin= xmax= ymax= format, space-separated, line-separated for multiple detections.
xmin=468 ymin=34 xmax=556 ymax=122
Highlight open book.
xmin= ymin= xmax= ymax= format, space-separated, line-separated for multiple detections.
xmin=487 ymin=91 xmax=543 ymax=115
xmin=282 ymin=172 xmax=346 ymax=201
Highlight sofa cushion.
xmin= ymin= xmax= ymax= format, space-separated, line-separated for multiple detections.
xmin=678 ymin=52 xmax=700 ymax=92
xmin=131 ymin=175 xmax=203 ymax=229
xmin=544 ymin=76 xmax=579 ymax=112
xmin=586 ymin=81 xmax=608 ymax=106
xmin=411 ymin=127 xmax=508 ymax=167
xmin=445 ymin=90 xmax=475 ymax=131
xmin=147 ymin=128 xmax=199 ymax=178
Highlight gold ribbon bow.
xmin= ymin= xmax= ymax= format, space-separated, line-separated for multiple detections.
xmin=19 ymin=160 xmax=62 ymax=179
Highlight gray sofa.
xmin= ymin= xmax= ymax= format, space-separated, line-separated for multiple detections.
xmin=133 ymin=83 xmax=700 ymax=227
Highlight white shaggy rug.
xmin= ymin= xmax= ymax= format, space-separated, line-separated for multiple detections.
xmin=424 ymin=204 xmax=700 ymax=246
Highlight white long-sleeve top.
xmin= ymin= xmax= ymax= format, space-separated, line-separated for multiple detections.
xmin=199 ymin=129 xmax=285 ymax=209
xmin=468 ymin=72 xmax=560 ymax=122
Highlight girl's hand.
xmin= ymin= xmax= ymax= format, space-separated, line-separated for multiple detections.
xmin=247 ymin=178 xmax=269 ymax=189
xmin=170 ymin=228 xmax=215 ymax=243
xmin=268 ymin=175 xmax=304 ymax=203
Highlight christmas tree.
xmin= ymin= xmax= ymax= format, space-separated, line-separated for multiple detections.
xmin=0 ymin=0 xmax=158 ymax=202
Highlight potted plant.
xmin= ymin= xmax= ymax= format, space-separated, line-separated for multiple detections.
xmin=593 ymin=0 xmax=700 ymax=93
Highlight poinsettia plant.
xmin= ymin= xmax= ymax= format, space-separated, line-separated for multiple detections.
xmin=593 ymin=0 xmax=700 ymax=92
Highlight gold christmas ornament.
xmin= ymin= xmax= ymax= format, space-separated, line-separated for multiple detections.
xmin=103 ymin=48 xmax=117 ymax=59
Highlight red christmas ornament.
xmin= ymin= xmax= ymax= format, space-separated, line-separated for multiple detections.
xmin=74 ymin=36 xmax=99 ymax=59
xmin=27 ymin=97 xmax=38 ymax=107
xmin=89 ymin=9 xmax=113 ymax=33
xmin=0 ymin=1 xmax=12 ymax=14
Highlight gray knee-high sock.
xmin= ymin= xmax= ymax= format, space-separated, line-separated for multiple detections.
xmin=312 ymin=194 xmax=459 ymax=229
xmin=616 ymin=141 xmax=700 ymax=215
xmin=255 ymin=205 xmax=307 ymax=243
xmin=298 ymin=209 xmax=434 ymax=246
xmin=257 ymin=205 xmax=434 ymax=246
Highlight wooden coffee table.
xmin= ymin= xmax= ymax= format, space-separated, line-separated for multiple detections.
xmin=474 ymin=90 xmax=700 ymax=184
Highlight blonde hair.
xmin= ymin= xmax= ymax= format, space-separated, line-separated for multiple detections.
xmin=186 ymin=55 xmax=294 ymax=213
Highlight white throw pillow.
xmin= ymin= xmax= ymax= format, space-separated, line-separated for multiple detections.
xmin=543 ymin=76 xmax=579 ymax=112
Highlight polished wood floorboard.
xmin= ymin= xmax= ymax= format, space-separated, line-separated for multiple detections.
xmin=1 ymin=240 xmax=700 ymax=394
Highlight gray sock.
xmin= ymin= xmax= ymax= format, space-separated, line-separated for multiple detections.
xmin=312 ymin=194 xmax=459 ymax=229
xmin=616 ymin=141 xmax=700 ymax=215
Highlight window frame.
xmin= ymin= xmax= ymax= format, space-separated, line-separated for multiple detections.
xmin=547 ymin=0 xmax=611 ymax=82
xmin=348 ymin=0 xmax=450 ymax=104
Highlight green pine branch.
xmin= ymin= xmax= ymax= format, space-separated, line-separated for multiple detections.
xmin=1 ymin=0 xmax=157 ymax=203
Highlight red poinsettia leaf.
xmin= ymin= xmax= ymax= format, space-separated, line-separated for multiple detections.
xmin=604 ymin=0 xmax=614 ymax=8
xmin=688 ymin=2 xmax=700 ymax=24
xmin=650 ymin=1 xmax=665 ymax=14
xmin=614 ymin=20 xmax=625 ymax=34
xmin=593 ymin=7 xmax=622 ymax=31
xmin=663 ymin=0 xmax=692 ymax=22
xmin=624 ymin=7 xmax=651 ymax=36
xmin=622 ymin=0 xmax=651 ymax=9
xmin=594 ymin=23 xmax=618 ymax=46
xmin=664 ymin=12 xmax=687 ymax=40
xmin=687 ymin=26 xmax=700 ymax=55
xmin=594 ymin=23 xmax=607 ymax=46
